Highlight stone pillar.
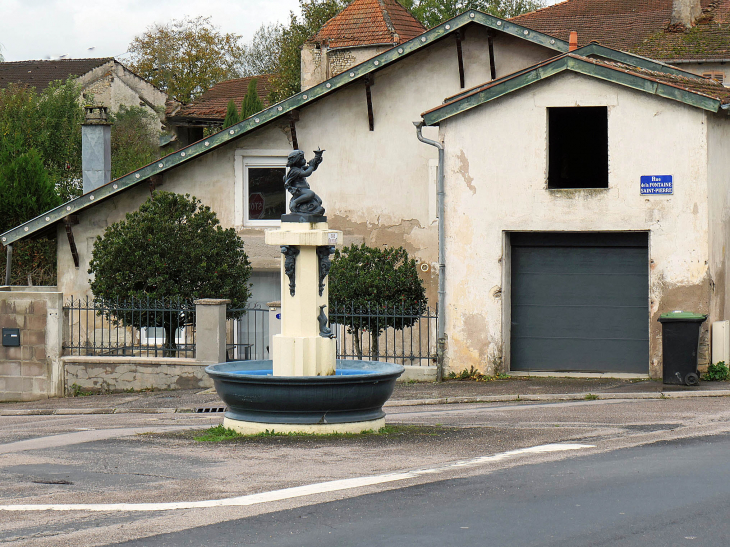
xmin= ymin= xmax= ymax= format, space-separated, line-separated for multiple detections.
xmin=194 ymin=299 xmax=230 ymax=365
xmin=265 ymin=221 xmax=342 ymax=376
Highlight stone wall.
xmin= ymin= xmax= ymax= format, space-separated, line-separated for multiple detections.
xmin=0 ymin=288 xmax=64 ymax=401
xmin=63 ymin=357 xmax=212 ymax=393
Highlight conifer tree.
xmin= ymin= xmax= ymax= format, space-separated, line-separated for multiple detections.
xmin=223 ymin=99 xmax=240 ymax=129
xmin=240 ymin=78 xmax=264 ymax=119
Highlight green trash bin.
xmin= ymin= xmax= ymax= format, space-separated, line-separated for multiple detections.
xmin=658 ymin=311 xmax=707 ymax=386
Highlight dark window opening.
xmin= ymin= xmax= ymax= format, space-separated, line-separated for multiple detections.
xmin=548 ymin=107 xmax=608 ymax=189
xmin=248 ymin=167 xmax=286 ymax=220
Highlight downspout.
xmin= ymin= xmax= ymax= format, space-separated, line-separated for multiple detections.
xmin=414 ymin=121 xmax=445 ymax=382
xmin=5 ymin=244 xmax=12 ymax=286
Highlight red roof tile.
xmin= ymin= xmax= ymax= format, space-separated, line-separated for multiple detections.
xmin=511 ymin=0 xmax=730 ymax=61
xmin=172 ymin=74 xmax=274 ymax=122
xmin=310 ymin=0 xmax=425 ymax=49
xmin=0 ymin=58 xmax=113 ymax=90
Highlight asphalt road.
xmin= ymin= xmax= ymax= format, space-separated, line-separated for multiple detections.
xmin=117 ymin=433 xmax=730 ymax=547
xmin=2 ymin=397 xmax=730 ymax=546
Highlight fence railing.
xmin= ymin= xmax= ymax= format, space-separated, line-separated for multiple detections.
xmin=227 ymin=305 xmax=270 ymax=361
xmin=63 ymin=296 xmax=196 ymax=357
xmin=330 ymin=302 xmax=437 ymax=366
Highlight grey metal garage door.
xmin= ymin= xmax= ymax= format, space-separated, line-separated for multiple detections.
xmin=510 ymin=232 xmax=649 ymax=373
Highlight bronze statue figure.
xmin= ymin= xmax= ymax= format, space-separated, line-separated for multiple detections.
xmin=281 ymin=245 xmax=300 ymax=296
xmin=284 ymin=149 xmax=325 ymax=216
xmin=318 ymin=305 xmax=335 ymax=338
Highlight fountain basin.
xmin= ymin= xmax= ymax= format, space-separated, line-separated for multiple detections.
xmin=205 ymin=360 xmax=405 ymax=434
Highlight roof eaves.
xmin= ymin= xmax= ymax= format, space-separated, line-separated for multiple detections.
xmin=575 ymin=43 xmax=705 ymax=81
xmin=423 ymin=55 xmax=721 ymax=126
xmin=1 ymin=11 xmax=567 ymax=246
xmin=565 ymin=57 xmax=721 ymax=112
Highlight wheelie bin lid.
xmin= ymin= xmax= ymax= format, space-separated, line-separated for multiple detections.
xmin=658 ymin=311 xmax=707 ymax=323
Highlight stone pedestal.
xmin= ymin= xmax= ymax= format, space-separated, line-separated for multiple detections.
xmin=265 ymin=220 xmax=342 ymax=377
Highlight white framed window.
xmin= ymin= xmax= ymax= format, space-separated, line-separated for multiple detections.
xmin=235 ymin=149 xmax=291 ymax=227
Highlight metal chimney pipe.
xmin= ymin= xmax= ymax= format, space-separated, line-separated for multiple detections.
xmin=672 ymin=0 xmax=702 ymax=27
xmin=82 ymin=106 xmax=112 ymax=194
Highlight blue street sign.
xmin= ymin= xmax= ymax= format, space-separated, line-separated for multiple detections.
xmin=276 ymin=313 xmax=281 ymax=320
xmin=641 ymin=175 xmax=673 ymax=195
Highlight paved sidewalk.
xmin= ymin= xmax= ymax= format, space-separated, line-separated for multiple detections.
xmin=1 ymin=377 xmax=729 ymax=415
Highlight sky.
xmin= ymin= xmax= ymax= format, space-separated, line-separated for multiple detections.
xmin=0 ymin=0 xmax=561 ymax=63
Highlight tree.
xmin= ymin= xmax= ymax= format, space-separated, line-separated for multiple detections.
xmin=223 ymin=100 xmax=240 ymax=129
xmin=127 ymin=16 xmax=246 ymax=103
xmin=402 ymin=0 xmax=545 ymax=27
xmin=240 ymin=78 xmax=264 ymax=119
xmin=88 ymin=192 xmax=252 ymax=353
xmin=240 ymin=23 xmax=283 ymax=77
xmin=110 ymin=105 xmax=162 ymax=180
xmin=0 ymin=79 xmax=84 ymax=286
xmin=329 ymin=244 xmax=427 ymax=359
xmin=268 ymin=0 xmax=346 ymax=102
xmin=0 ymin=136 xmax=62 ymax=286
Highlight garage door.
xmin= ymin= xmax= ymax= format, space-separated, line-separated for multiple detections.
xmin=510 ymin=232 xmax=648 ymax=373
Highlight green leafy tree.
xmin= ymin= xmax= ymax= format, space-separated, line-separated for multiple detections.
xmin=268 ymin=0 xmax=346 ymax=102
xmin=329 ymin=243 xmax=427 ymax=359
xmin=240 ymin=78 xmax=264 ymax=119
xmin=240 ymin=23 xmax=283 ymax=77
xmin=0 ymin=136 xmax=62 ymax=286
xmin=88 ymin=192 xmax=252 ymax=353
xmin=109 ymin=105 xmax=162 ymax=180
xmin=223 ymin=99 xmax=240 ymax=129
xmin=128 ymin=16 xmax=246 ymax=103
xmin=402 ymin=0 xmax=545 ymax=27
xmin=0 ymin=79 xmax=84 ymax=285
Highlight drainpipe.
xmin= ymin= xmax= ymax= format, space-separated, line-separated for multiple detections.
xmin=414 ymin=121 xmax=445 ymax=382
xmin=4 ymin=244 xmax=12 ymax=286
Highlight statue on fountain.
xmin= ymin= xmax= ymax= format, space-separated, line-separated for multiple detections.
xmin=284 ymin=149 xmax=325 ymax=217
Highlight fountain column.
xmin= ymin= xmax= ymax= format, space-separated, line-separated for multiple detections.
xmin=265 ymin=219 xmax=342 ymax=376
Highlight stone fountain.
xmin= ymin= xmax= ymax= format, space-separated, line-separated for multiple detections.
xmin=205 ymin=150 xmax=404 ymax=434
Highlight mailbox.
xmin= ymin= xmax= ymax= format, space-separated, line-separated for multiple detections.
xmin=2 ymin=328 xmax=20 ymax=347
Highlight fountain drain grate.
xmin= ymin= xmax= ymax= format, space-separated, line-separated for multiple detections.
xmin=195 ymin=406 xmax=227 ymax=413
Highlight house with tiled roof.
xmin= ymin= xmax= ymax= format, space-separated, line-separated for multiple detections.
xmin=0 ymin=58 xmax=167 ymax=118
xmin=301 ymin=0 xmax=426 ymax=89
xmin=512 ymin=0 xmax=730 ymax=83
xmin=6 ymin=6 xmax=730 ymax=395
xmin=422 ymin=49 xmax=730 ymax=377
xmin=166 ymin=74 xmax=275 ymax=146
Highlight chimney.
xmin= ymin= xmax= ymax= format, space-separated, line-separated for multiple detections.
xmin=82 ymin=106 xmax=112 ymax=194
xmin=672 ymin=0 xmax=702 ymax=27
xmin=569 ymin=31 xmax=578 ymax=51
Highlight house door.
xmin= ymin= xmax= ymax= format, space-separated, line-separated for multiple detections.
xmin=510 ymin=232 xmax=649 ymax=373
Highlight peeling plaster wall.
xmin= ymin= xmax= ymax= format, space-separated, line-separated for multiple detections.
xmin=56 ymin=29 xmax=557 ymax=306
xmin=440 ymin=72 xmax=717 ymax=378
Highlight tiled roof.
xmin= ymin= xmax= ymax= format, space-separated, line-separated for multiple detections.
xmin=310 ymin=0 xmax=425 ymax=49
xmin=171 ymin=74 xmax=275 ymax=122
xmin=0 ymin=58 xmax=113 ymax=90
xmin=423 ymin=50 xmax=730 ymax=125
xmin=511 ymin=0 xmax=730 ymax=61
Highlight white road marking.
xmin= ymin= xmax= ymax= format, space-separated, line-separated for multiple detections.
xmin=0 ymin=443 xmax=594 ymax=512
xmin=0 ymin=427 xmax=194 ymax=455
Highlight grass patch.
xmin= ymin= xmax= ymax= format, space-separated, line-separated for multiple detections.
xmin=584 ymin=393 xmax=599 ymax=400
xmin=194 ymin=425 xmax=243 ymax=442
xmin=446 ymin=366 xmax=510 ymax=382
xmin=192 ymin=424 xmax=441 ymax=442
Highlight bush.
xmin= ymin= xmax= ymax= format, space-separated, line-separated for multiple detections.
xmin=702 ymin=361 xmax=729 ymax=381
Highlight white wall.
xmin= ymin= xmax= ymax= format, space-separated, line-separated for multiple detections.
xmin=439 ymin=72 xmax=716 ymax=377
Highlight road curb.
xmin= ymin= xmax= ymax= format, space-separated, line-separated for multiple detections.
xmin=2 ymin=390 xmax=729 ymax=416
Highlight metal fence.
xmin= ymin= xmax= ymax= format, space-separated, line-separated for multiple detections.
xmin=224 ymin=302 xmax=436 ymax=366
xmin=330 ymin=302 xmax=437 ymax=366
xmin=227 ymin=305 xmax=270 ymax=361
xmin=63 ymin=296 xmax=196 ymax=357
